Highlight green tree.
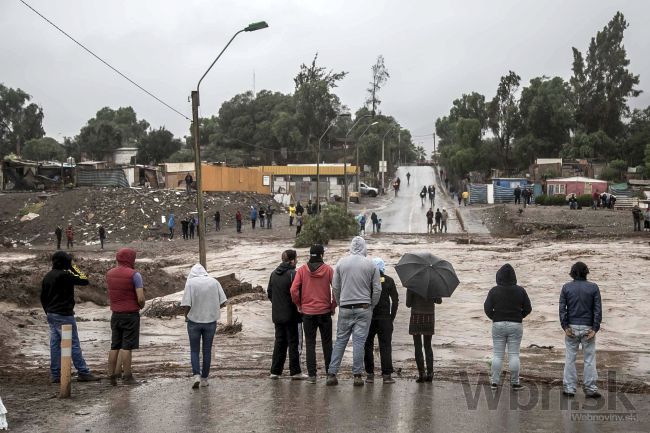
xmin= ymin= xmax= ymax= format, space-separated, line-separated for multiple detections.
xmin=0 ymin=84 xmax=45 ymax=157
xmin=624 ymin=106 xmax=650 ymax=165
xmin=449 ymin=92 xmax=488 ymax=132
xmin=92 ymin=106 xmax=149 ymax=144
xmin=22 ymin=137 xmax=65 ymax=161
xmin=488 ymin=71 xmax=521 ymax=170
xmin=167 ymin=148 xmax=194 ymax=163
xmin=570 ymin=12 xmax=641 ymax=138
xmin=366 ymin=55 xmax=390 ymax=116
xmin=137 ymin=127 xmax=182 ymax=164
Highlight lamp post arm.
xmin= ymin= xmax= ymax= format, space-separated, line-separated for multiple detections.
xmin=197 ymin=29 xmax=245 ymax=92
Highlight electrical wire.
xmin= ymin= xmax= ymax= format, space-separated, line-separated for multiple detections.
xmin=18 ymin=0 xmax=190 ymax=121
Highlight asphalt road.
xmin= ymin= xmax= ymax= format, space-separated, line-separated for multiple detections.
xmin=32 ymin=378 xmax=649 ymax=433
xmin=380 ymin=165 xmax=461 ymax=234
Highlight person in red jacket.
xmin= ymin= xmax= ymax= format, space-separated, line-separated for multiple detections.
xmin=290 ymin=244 xmax=336 ymax=383
xmin=106 ymin=248 xmax=145 ymax=385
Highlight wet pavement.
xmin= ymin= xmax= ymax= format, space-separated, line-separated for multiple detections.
xmin=30 ymin=378 xmax=649 ymax=433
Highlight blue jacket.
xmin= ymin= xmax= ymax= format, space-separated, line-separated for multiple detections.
xmin=559 ymin=279 xmax=602 ymax=331
xmin=250 ymin=208 xmax=257 ymax=220
xmin=168 ymin=214 xmax=175 ymax=228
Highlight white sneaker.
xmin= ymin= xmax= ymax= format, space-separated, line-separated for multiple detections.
xmin=269 ymin=374 xmax=280 ymax=380
xmin=291 ymin=373 xmax=308 ymax=381
xmin=192 ymin=374 xmax=201 ymax=389
xmin=200 ymin=378 xmax=209 ymax=387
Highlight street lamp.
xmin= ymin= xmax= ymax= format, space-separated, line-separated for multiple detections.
xmin=381 ymin=124 xmax=398 ymax=194
xmin=344 ymin=114 xmax=373 ymax=212
xmin=317 ymin=113 xmax=350 ymax=214
xmin=355 ymin=121 xmax=378 ymax=192
xmin=191 ymin=21 xmax=268 ymax=269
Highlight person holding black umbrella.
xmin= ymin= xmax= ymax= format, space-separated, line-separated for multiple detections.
xmin=406 ymin=291 xmax=441 ymax=382
xmin=483 ymin=264 xmax=532 ymax=391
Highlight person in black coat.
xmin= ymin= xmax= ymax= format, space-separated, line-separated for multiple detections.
xmin=484 ymin=263 xmax=532 ymax=390
xmin=364 ymin=258 xmax=399 ymax=383
xmin=267 ymin=250 xmax=303 ymax=379
xmin=407 ymin=291 xmax=442 ymax=383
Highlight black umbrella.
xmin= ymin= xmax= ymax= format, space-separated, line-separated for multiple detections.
xmin=395 ymin=252 xmax=459 ymax=298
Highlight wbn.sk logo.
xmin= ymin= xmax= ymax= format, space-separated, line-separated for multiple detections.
xmin=459 ymin=371 xmax=637 ymax=421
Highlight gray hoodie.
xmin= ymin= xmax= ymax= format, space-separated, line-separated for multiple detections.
xmin=332 ymin=236 xmax=381 ymax=307
xmin=180 ymin=264 xmax=227 ymax=323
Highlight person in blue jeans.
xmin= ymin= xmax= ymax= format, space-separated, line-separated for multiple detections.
xmin=484 ymin=264 xmax=532 ymax=390
xmin=327 ymin=237 xmax=381 ymax=386
xmin=181 ymin=264 xmax=228 ymax=389
xmin=41 ymin=251 xmax=98 ymax=383
xmin=559 ymin=261 xmax=602 ymax=399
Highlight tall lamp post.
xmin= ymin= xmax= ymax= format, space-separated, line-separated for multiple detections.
xmin=381 ymin=124 xmax=398 ymax=194
xmin=317 ymin=113 xmax=350 ymax=214
xmin=344 ymin=114 xmax=373 ymax=212
xmin=191 ymin=21 xmax=268 ymax=269
xmin=355 ymin=121 xmax=378 ymax=192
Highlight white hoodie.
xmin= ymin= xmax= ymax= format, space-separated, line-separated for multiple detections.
xmin=180 ymin=264 xmax=227 ymax=323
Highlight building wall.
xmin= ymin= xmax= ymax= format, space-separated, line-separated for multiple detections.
xmin=201 ymin=165 xmax=270 ymax=194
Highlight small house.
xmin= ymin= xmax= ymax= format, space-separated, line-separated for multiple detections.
xmin=546 ymin=176 xmax=607 ymax=196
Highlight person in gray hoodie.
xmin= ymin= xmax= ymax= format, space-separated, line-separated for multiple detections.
xmin=326 ymin=236 xmax=381 ymax=386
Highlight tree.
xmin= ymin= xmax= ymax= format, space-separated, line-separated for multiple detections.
xmin=294 ymin=53 xmax=347 ymax=148
xmin=22 ymin=137 xmax=65 ymax=161
xmin=488 ymin=71 xmax=521 ymax=170
xmin=624 ymin=106 xmax=650 ymax=165
xmin=366 ymin=55 xmax=390 ymax=115
xmin=92 ymin=106 xmax=149 ymax=145
xmin=167 ymin=148 xmax=194 ymax=163
xmin=137 ymin=127 xmax=182 ymax=164
xmin=0 ymin=84 xmax=45 ymax=157
xmin=449 ymin=92 xmax=488 ymax=132
xmin=570 ymin=12 xmax=641 ymax=138
xmin=415 ymin=146 xmax=426 ymax=161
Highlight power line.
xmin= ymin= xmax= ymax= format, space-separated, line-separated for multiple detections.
xmin=18 ymin=0 xmax=190 ymax=121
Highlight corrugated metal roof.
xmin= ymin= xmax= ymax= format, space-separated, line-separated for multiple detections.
xmin=251 ymin=165 xmax=357 ymax=176
xmin=547 ymin=176 xmax=606 ymax=183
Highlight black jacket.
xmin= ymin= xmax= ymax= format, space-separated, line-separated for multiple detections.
xmin=267 ymin=262 xmax=300 ymax=324
xmin=406 ymin=291 xmax=442 ymax=314
xmin=372 ymin=273 xmax=399 ymax=320
xmin=483 ymin=264 xmax=532 ymax=323
xmin=559 ymin=278 xmax=602 ymax=331
xmin=41 ymin=251 xmax=89 ymax=316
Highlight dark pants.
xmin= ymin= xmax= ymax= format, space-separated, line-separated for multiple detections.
xmin=302 ymin=313 xmax=333 ymax=377
xmin=267 ymin=216 xmax=272 ymax=229
xmin=251 ymin=219 xmax=256 ymax=229
xmin=189 ymin=226 xmax=195 ymax=239
xmin=634 ymin=219 xmax=641 ymax=231
xmin=169 ymin=228 xmax=174 ymax=239
xmin=413 ymin=334 xmax=433 ymax=375
xmin=187 ymin=320 xmax=217 ymax=378
xmin=56 ymin=237 xmax=61 ymax=249
xmin=260 ymin=217 xmax=265 ymax=228
xmin=364 ymin=318 xmax=394 ymax=376
xmin=296 ymin=225 xmax=302 ymax=236
xmin=271 ymin=322 xmax=301 ymax=376
xmin=289 ymin=216 xmax=294 ymax=226
xmin=514 ymin=196 xmax=520 ymax=204
xmin=67 ymin=238 xmax=73 ymax=248
xmin=100 ymin=238 xmax=104 ymax=249
xmin=215 ymin=221 xmax=220 ymax=231
xmin=236 ymin=220 xmax=242 ymax=232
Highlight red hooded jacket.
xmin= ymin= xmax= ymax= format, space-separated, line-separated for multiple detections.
xmin=290 ymin=262 xmax=336 ymax=315
xmin=106 ymin=248 xmax=139 ymax=313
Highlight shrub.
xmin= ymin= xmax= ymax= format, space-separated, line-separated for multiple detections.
xmin=537 ymin=194 xmax=568 ymax=206
xmin=295 ymin=204 xmax=358 ymax=247
xmin=577 ymin=194 xmax=592 ymax=208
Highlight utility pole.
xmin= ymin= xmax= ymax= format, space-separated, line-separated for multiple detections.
xmin=191 ymin=91 xmax=206 ymax=267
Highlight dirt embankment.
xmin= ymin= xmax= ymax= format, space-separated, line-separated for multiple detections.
xmin=0 ymin=188 xmax=282 ymax=246
xmin=476 ymin=204 xmax=647 ymax=240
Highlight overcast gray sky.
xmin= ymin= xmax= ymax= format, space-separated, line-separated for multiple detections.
xmin=2 ymin=0 xmax=649 ymax=152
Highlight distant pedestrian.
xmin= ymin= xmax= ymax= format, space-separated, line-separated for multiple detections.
xmin=457 ymin=192 xmax=462 ymax=206
xmin=306 ymin=200 xmax=313 ymax=216
xmin=235 ymin=210 xmax=242 ymax=233
xmin=371 ymin=212 xmax=379 ymax=233
xmin=609 ymin=195 xmax=617 ymax=208
xmin=359 ymin=214 xmax=367 ymax=235
xmin=291 ymin=244 xmax=335 ymax=383
xmin=428 ymin=185 xmax=435 ymax=208
xmin=288 ymin=204 xmax=296 ymax=226
xmin=645 ymin=207 xmax=650 ymax=232
xmin=523 ymin=188 xmax=532 ymax=207
xmin=168 ymin=212 xmax=176 ymax=240
xmin=420 ymin=187 xmax=427 ymax=206
xmin=364 ymin=258 xmax=398 ymax=384
xmin=407 ymin=290 xmax=441 ymax=383
xmin=250 ymin=206 xmax=258 ymax=229
xmin=514 ymin=186 xmax=521 ymax=205
xmin=189 ymin=215 xmax=196 ymax=239
xmin=296 ymin=214 xmax=303 ymax=237
xmin=462 ymin=190 xmax=469 ymax=206
xmin=214 ymin=211 xmax=221 ymax=231
xmin=568 ymin=194 xmax=578 ymax=210
xmin=592 ymin=190 xmax=600 ymax=210
xmin=181 ymin=263 xmax=228 ymax=389
xmin=106 ymin=248 xmax=145 ymax=385
xmin=444 ymin=177 xmax=448 ymax=190
xmin=426 ymin=208 xmax=434 ymax=234
xmin=55 ymin=225 xmax=62 ymax=249
xmin=65 ymin=224 xmax=74 ymax=248
xmin=484 ymin=264 xmax=532 ymax=391
xmin=184 ymin=172 xmax=193 ymax=195
xmin=327 ymin=237 xmax=381 ymax=387
xmin=632 ymin=205 xmax=642 ymax=231
xmin=268 ymin=250 xmax=304 ymax=380
xmin=98 ymin=225 xmax=106 ymax=249
xmin=267 ymin=205 xmax=274 ymax=229
xmin=441 ymin=208 xmax=449 ymax=233
xmin=559 ymin=261 xmax=602 ymax=399
xmin=181 ymin=218 xmax=189 ymax=240
xmin=259 ymin=207 xmax=266 ymax=228
xmin=41 ymin=251 xmax=98 ymax=383
xmin=296 ymin=201 xmax=304 ymax=216
xmin=406 ymin=172 xmax=411 ymax=185
xmin=435 ymin=208 xmax=442 ymax=232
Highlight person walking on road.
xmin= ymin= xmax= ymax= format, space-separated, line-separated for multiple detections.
xmin=359 ymin=214 xmax=367 ymax=235
xmin=41 ymin=251 xmax=99 ymax=383
xmin=268 ymin=250 xmax=305 ymax=380
xmin=406 ymin=172 xmax=411 ymax=186
xmin=441 ymin=208 xmax=449 ymax=233
xmin=266 ymin=204 xmax=274 ymax=229
xmin=55 ymin=225 xmax=63 ymax=250
xmin=189 ymin=215 xmax=196 ymax=239
xmin=250 ymin=206 xmax=258 ymax=230
xmin=364 ymin=258 xmax=398 ymax=384
xmin=184 ymin=172 xmax=193 ymax=195
xmin=214 ymin=211 xmax=221 ymax=231
xmin=106 ymin=248 xmax=145 ymax=386
xmin=181 ymin=218 xmax=189 ymax=240
xmin=484 ymin=264 xmax=532 ymax=391
xmin=168 ymin=212 xmax=175 ymax=240
xmin=514 ymin=185 xmax=521 ymax=205
xmin=426 ymin=208 xmax=434 ymax=234
xmin=98 ymin=225 xmax=106 ymax=249
xmin=407 ymin=289 xmax=441 ymax=383
xmin=65 ymin=224 xmax=74 ymax=249
xmin=235 ymin=210 xmax=242 ymax=233
xmin=592 ymin=190 xmax=600 ymax=209
xmin=644 ymin=207 xmax=650 ymax=232
xmin=327 ymin=237 xmax=381 ymax=386
xmin=296 ymin=214 xmax=303 ymax=237
xmin=181 ymin=264 xmax=227 ymax=389
xmin=420 ymin=187 xmax=427 ymax=207
xmin=291 ymin=244 xmax=336 ymax=383
xmin=428 ymin=185 xmax=435 ymax=208
xmin=435 ymin=208 xmax=442 ymax=233
xmin=259 ymin=206 xmax=266 ymax=228
xmin=457 ymin=192 xmax=462 ymax=206
xmin=371 ymin=212 xmax=379 ymax=233
xmin=288 ymin=204 xmax=296 ymax=226
xmin=559 ymin=262 xmax=602 ymax=399
xmin=462 ymin=190 xmax=469 ymax=206
xmin=632 ymin=205 xmax=642 ymax=232
xmin=296 ymin=201 xmax=304 ymax=217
